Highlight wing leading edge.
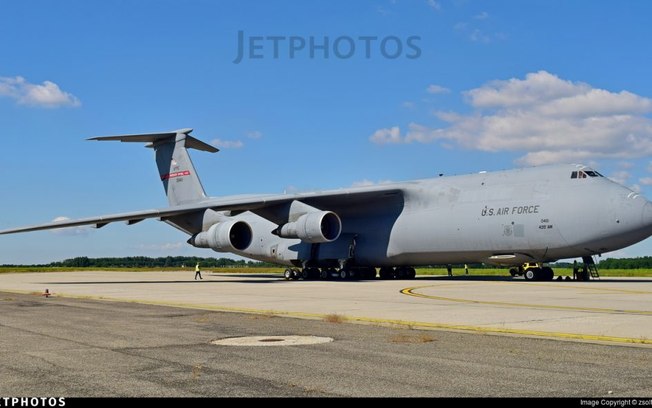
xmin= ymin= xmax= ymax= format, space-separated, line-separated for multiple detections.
xmin=0 ymin=186 xmax=404 ymax=235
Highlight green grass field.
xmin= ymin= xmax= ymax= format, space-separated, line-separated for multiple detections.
xmin=1 ymin=266 xmax=651 ymax=277
xmin=0 ymin=266 xmax=282 ymax=274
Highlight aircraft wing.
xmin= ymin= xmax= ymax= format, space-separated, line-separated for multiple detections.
xmin=0 ymin=205 xmax=206 ymax=234
xmin=0 ymin=185 xmax=405 ymax=235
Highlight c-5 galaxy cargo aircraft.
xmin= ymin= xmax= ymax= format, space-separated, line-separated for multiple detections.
xmin=2 ymin=128 xmax=652 ymax=281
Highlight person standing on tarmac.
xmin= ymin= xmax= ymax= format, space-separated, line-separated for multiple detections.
xmin=194 ymin=262 xmax=203 ymax=280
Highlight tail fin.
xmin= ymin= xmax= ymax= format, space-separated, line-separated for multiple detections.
xmin=88 ymin=128 xmax=218 ymax=206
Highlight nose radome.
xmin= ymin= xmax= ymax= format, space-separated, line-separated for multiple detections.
xmin=644 ymin=201 xmax=652 ymax=228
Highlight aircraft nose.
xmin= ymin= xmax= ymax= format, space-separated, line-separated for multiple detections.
xmin=643 ymin=201 xmax=652 ymax=228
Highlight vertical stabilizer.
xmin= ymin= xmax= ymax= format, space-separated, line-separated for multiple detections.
xmin=88 ymin=128 xmax=218 ymax=206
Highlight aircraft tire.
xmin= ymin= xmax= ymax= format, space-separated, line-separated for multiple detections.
xmin=524 ymin=269 xmax=538 ymax=281
xmin=379 ymin=267 xmax=394 ymax=279
xmin=364 ymin=267 xmax=377 ymax=279
xmin=308 ymin=268 xmax=320 ymax=280
xmin=406 ymin=267 xmax=416 ymax=279
xmin=542 ymin=267 xmax=554 ymax=281
xmin=284 ymin=268 xmax=293 ymax=280
xmin=339 ymin=269 xmax=350 ymax=280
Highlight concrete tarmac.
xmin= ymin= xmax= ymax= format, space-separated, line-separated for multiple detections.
xmin=0 ymin=271 xmax=651 ymax=345
xmin=1 ymin=271 xmax=652 ymax=397
xmin=1 ymin=291 xmax=651 ymax=397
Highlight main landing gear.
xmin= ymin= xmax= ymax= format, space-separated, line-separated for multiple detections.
xmin=509 ymin=263 xmax=555 ymax=281
xmin=283 ymin=266 xmax=416 ymax=281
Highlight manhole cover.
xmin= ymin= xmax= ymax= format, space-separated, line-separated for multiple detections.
xmin=211 ymin=335 xmax=333 ymax=347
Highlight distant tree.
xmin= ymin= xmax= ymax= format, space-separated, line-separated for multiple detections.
xmin=37 ymin=256 xmax=281 ymax=268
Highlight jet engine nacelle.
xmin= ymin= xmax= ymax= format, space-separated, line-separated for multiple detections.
xmin=275 ymin=211 xmax=341 ymax=243
xmin=188 ymin=220 xmax=253 ymax=252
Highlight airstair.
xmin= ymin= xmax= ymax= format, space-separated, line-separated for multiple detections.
xmin=582 ymin=256 xmax=600 ymax=280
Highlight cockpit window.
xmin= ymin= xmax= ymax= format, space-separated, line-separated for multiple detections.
xmin=571 ymin=170 xmax=603 ymax=179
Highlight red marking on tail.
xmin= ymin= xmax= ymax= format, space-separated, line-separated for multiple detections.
xmin=161 ymin=170 xmax=190 ymax=180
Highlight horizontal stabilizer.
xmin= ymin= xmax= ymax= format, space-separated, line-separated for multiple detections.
xmin=87 ymin=128 xmax=218 ymax=153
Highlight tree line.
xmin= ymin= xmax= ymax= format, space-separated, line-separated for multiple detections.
xmin=2 ymin=256 xmax=277 ymax=268
xmin=595 ymin=256 xmax=652 ymax=269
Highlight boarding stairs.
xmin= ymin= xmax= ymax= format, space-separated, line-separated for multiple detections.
xmin=582 ymin=256 xmax=600 ymax=280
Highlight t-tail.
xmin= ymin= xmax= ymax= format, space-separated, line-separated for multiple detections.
xmin=88 ymin=128 xmax=218 ymax=206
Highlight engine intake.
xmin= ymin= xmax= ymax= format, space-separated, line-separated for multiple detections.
xmin=188 ymin=220 xmax=253 ymax=252
xmin=275 ymin=211 xmax=341 ymax=243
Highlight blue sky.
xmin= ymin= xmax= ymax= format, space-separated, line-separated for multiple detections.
xmin=2 ymin=0 xmax=652 ymax=264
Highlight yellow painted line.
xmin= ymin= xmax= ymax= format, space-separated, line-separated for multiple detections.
xmin=423 ymin=279 xmax=652 ymax=295
xmin=401 ymin=285 xmax=652 ymax=316
xmin=508 ymin=281 xmax=652 ymax=295
xmin=1 ymin=288 xmax=651 ymax=347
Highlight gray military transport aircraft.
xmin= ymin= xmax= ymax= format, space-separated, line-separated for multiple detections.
xmin=2 ymin=128 xmax=652 ymax=281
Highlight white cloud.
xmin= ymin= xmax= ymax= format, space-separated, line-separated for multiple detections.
xmin=283 ymin=185 xmax=300 ymax=194
xmin=50 ymin=216 xmax=91 ymax=236
xmin=211 ymin=138 xmax=244 ymax=149
xmin=454 ymin=13 xmax=504 ymax=43
xmin=609 ymin=171 xmax=630 ymax=185
xmin=352 ymin=179 xmax=376 ymax=187
xmin=0 ymin=76 xmax=81 ymax=107
xmin=639 ymin=177 xmax=652 ymax=186
xmin=351 ymin=179 xmax=394 ymax=187
xmin=370 ymin=71 xmax=652 ymax=166
xmin=469 ymin=29 xmax=491 ymax=43
xmin=402 ymin=101 xmax=416 ymax=109
xmin=369 ymin=126 xmax=403 ymax=144
xmin=246 ymin=130 xmax=263 ymax=139
xmin=376 ymin=6 xmax=390 ymax=16
xmin=427 ymin=0 xmax=441 ymax=11
xmin=426 ymin=84 xmax=450 ymax=94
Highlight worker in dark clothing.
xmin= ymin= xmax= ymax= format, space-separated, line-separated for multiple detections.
xmin=573 ymin=260 xmax=579 ymax=280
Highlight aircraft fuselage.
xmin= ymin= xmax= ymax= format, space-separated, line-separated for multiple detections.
xmin=230 ymin=164 xmax=652 ymax=268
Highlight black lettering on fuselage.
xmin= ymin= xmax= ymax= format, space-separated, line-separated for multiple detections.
xmin=511 ymin=205 xmax=540 ymax=215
